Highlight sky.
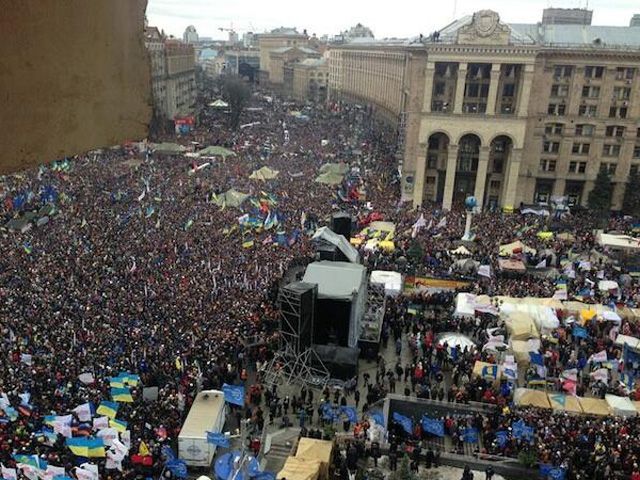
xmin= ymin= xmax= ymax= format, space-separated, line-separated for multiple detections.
xmin=146 ymin=0 xmax=639 ymax=40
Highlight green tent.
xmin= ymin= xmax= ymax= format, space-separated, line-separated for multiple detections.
xmin=199 ymin=146 xmax=236 ymax=158
xmin=314 ymin=172 xmax=344 ymax=185
xmin=212 ymin=189 xmax=249 ymax=208
xmin=151 ymin=142 xmax=187 ymax=155
xmin=319 ymin=162 xmax=349 ymax=175
xmin=249 ymin=166 xmax=279 ymax=181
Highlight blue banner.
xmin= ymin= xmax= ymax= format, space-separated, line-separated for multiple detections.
xmin=421 ymin=416 xmax=444 ymax=437
xmin=540 ymin=464 xmax=566 ymax=480
xmin=512 ymin=419 xmax=534 ymax=441
xmin=529 ymin=352 xmax=544 ymax=366
xmin=369 ymin=411 xmax=384 ymax=426
xmin=392 ymin=412 xmax=413 ymax=434
xmin=166 ymin=459 xmax=188 ymax=478
xmin=161 ymin=445 xmax=176 ymax=461
xmin=572 ymin=325 xmax=589 ymax=339
xmin=207 ymin=431 xmax=230 ymax=448
xmin=462 ymin=427 xmax=478 ymax=443
xmin=222 ymin=383 xmax=245 ymax=407
xmin=340 ymin=406 xmax=358 ymax=423
xmin=495 ymin=430 xmax=508 ymax=447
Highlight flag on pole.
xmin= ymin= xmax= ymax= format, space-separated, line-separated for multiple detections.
xmin=206 ymin=432 xmax=230 ymax=448
xmin=222 ymin=384 xmax=245 ymax=406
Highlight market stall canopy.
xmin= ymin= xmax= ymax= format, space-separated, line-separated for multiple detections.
xmin=319 ymin=162 xmax=349 ymax=175
xmin=212 ymin=189 xmax=249 ymax=208
xmin=198 ymin=146 xmax=236 ymax=158
xmin=605 ymin=394 xmax=637 ymax=417
xmin=208 ymin=99 xmax=229 ymax=108
xmin=499 ymin=240 xmax=536 ymax=257
xmin=277 ymin=456 xmax=321 ymax=480
xmin=500 ymin=299 xmax=560 ymax=331
xmin=249 ymin=166 xmax=279 ymax=180
xmin=370 ymin=270 xmax=403 ymax=297
xmin=614 ymin=334 xmax=640 ymax=349
xmin=557 ymin=232 xmax=576 ymax=242
xmin=437 ymin=332 xmax=476 ymax=352
xmin=596 ymin=233 xmax=640 ymax=251
xmin=498 ymin=258 xmax=526 ymax=273
xmin=450 ymin=245 xmax=471 ymax=256
xmin=314 ymin=172 xmax=344 ymax=185
xmin=514 ymin=388 xmax=551 ymax=409
xmin=151 ymin=142 xmax=186 ymax=155
xmin=295 ymin=438 xmax=333 ymax=480
xmin=504 ymin=311 xmax=540 ymax=340
xmin=598 ymin=280 xmax=619 ymax=291
xmin=548 ymin=393 xmax=583 ymax=413
xmin=311 ymin=227 xmax=360 ymax=264
xmin=510 ymin=339 xmax=541 ymax=364
xmin=577 ymin=397 xmax=610 ymax=416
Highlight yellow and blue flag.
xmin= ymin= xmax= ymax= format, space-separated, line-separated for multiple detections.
xmin=96 ymin=401 xmax=119 ymax=419
xmin=111 ymin=388 xmax=134 ymax=403
xmin=109 ymin=418 xmax=128 ymax=433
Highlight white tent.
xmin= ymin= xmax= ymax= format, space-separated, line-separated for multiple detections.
xmin=614 ymin=334 xmax=640 ymax=349
xmin=370 ymin=270 xmax=403 ymax=297
xmin=602 ymin=310 xmax=622 ymax=324
xmin=598 ymin=280 xmax=619 ymax=291
xmin=450 ymin=245 xmax=471 ymax=256
xmin=605 ymin=394 xmax=637 ymax=417
xmin=311 ymin=227 xmax=359 ymax=264
xmin=455 ymin=293 xmax=477 ymax=318
xmin=208 ymin=99 xmax=229 ymax=108
xmin=597 ymin=233 xmax=640 ymax=251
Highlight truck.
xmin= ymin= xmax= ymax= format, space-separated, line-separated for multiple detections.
xmin=178 ymin=390 xmax=226 ymax=468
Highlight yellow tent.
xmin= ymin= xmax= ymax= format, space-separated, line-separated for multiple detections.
xmin=504 ymin=311 xmax=539 ymax=340
xmin=295 ymin=438 xmax=333 ymax=480
xmin=577 ymin=397 xmax=610 ymax=416
xmin=547 ymin=393 xmax=583 ymax=413
xmin=514 ymin=388 xmax=551 ymax=409
xmin=277 ymin=456 xmax=321 ymax=480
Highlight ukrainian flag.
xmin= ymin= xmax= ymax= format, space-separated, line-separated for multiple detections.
xmin=242 ymin=239 xmax=254 ymax=249
xmin=86 ymin=438 xmax=106 ymax=458
xmin=111 ymin=388 xmax=134 ymax=403
xmin=109 ymin=418 xmax=128 ymax=433
xmin=109 ymin=377 xmax=125 ymax=388
xmin=66 ymin=437 xmax=89 ymax=457
xmin=119 ymin=372 xmax=140 ymax=387
xmin=96 ymin=401 xmax=119 ymax=419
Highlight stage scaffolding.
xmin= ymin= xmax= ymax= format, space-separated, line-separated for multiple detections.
xmin=262 ymin=284 xmax=330 ymax=389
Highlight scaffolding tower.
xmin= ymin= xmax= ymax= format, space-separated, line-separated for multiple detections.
xmin=262 ymin=283 xmax=330 ymax=389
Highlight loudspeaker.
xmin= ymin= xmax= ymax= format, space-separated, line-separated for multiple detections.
xmin=316 ymin=244 xmax=348 ymax=263
xmin=332 ymin=212 xmax=352 ymax=239
xmin=279 ymin=282 xmax=317 ymax=351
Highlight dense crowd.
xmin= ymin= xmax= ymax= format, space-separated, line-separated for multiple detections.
xmin=1 ymin=84 xmax=640 ymax=480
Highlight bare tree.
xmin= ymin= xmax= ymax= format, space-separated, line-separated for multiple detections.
xmin=220 ymin=75 xmax=250 ymax=130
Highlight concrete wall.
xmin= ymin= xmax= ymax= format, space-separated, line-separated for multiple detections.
xmin=0 ymin=0 xmax=151 ymax=174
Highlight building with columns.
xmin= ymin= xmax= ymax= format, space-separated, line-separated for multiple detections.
xmin=328 ymin=9 xmax=640 ymax=211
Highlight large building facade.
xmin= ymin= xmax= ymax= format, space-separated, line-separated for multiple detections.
xmin=328 ymin=9 xmax=640 ymax=211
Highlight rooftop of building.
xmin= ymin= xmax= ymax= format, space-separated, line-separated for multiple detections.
xmin=261 ymin=27 xmax=307 ymax=37
xmin=297 ymin=58 xmax=327 ymax=67
xmin=270 ymin=46 xmax=319 ymax=55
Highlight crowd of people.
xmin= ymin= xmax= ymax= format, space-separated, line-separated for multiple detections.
xmin=1 ymin=81 xmax=640 ymax=480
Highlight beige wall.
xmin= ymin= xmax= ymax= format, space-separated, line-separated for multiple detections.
xmin=329 ymin=35 xmax=640 ymax=211
xmin=293 ymin=63 xmax=329 ymax=102
xmin=258 ymin=34 xmax=308 ymax=79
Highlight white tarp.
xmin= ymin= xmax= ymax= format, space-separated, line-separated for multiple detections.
xmin=605 ymin=394 xmax=637 ymax=417
xmin=614 ymin=334 xmax=640 ymax=349
xmin=597 ymin=233 xmax=640 ymax=251
xmin=311 ymin=227 xmax=359 ymax=264
xmin=598 ymin=280 xmax=619 ymax=291
xmin=455 ymin=293 xmax=476 ymax=318
xmin=602 ymin=311 xmax=622 ymax=323
xmin=370 ymin=270 xmax=402 ymax=297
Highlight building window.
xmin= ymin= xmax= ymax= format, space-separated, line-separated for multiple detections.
xmin=575 ymin=124 xmax=595 ymax=136
xmin=584 ymin=66 xmax=605 ymax=79
xmin=600 ymin=163 xmax=617 ymax=174
xmin=578 ymin=104 xmax=597 ymax=117
xmin=490 ymin=180 xmax=501 ymax=190
xmin=434 ymin=82 xmax=446 ymax=96
xmin=551 ymin=84 xmax=569 ymax=97
xmin=631 ymin=164 xmax=639 ymax=176
xmin=572 ymin=143 xmax=590 ymax=155
xmin=612 ymin=87 xmax=631 ymax=100
xmin=548 ymin=103 xmax=566 ymax=116
xmin=427 ymin=154 xmax=438 ymax=169
xmin=582 ymin=85 xmax=600 ymax=98
xmin=569 ymin=161 xmax=587 ymax=174
xmin=425 ymin=176 xmax=436 ymax=185
xmin=633 ymin=145 xmax=640 ymax=159
xmin=602 ymin=144 xmax=621 ymax=157
xmin=492 ymin=158 xmax=503 ymax=173
xmin=502 ymin=83 xmax=516 ymax=97
xmin=540 ymin=159 xmax=557 ymax=172
xmin=609 ymin=106 xmax=628 ymax=118
xmin=615 ymin=67 xmax=635 ymax=80
xmin=605 ymin=126 xmax=625 ymax=137
xmin=545 ymin=123 xmax=563 ymax=135
xmin=543 ymin=141 xmax=560 ymax=153
xmin=554 ymin=65 xmax=573 ymax=79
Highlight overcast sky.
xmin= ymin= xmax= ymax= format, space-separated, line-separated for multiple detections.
xmin=146 ymin=0 xmax=639 ymax=39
